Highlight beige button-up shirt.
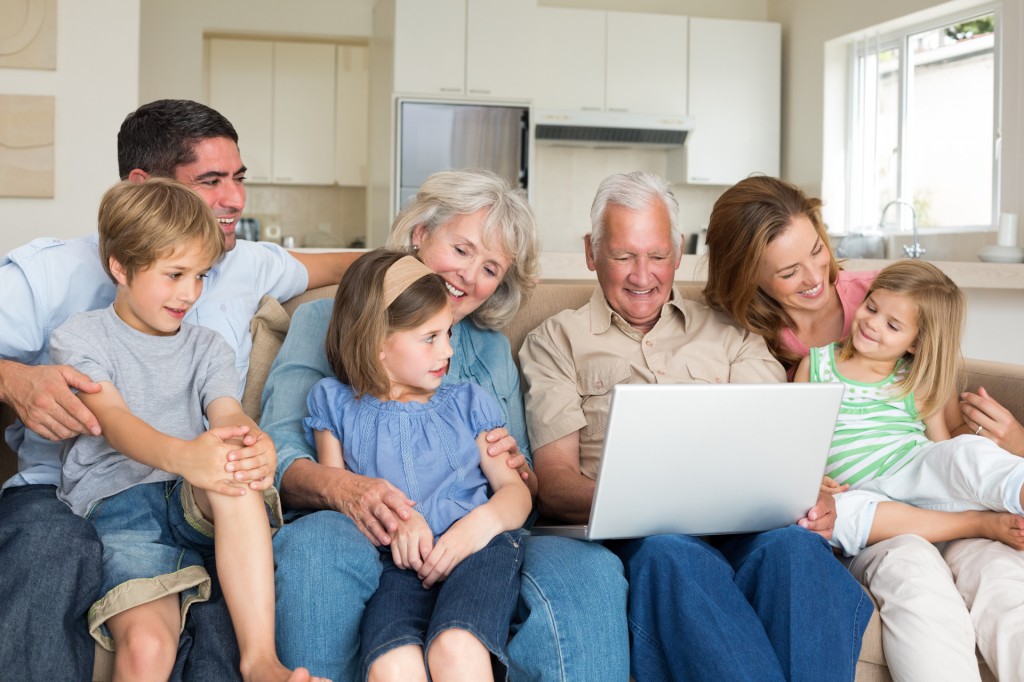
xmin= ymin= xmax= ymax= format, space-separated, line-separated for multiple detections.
xmin=520 ymin=286 xmax=785 ymax=480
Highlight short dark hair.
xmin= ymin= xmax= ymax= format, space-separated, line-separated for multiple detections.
xmin=117 ymin=99 xmax=238 ymax=179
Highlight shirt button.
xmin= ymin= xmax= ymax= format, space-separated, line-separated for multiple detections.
xmin=595 ymin=381 xmax=604 ymax=388
xmin=657 ymin=370 xmax=666 ymax=376
xmin=645 ymin=340 xmax=654 ymax=347
xmin=220 ymin=304 xmax=227 ymax=311
xmin=715 ymin=377 xmax=722 ymax=383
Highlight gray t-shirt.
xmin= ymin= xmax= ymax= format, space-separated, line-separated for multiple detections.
xmin=50 ymin=306 xmax=239 ymax=516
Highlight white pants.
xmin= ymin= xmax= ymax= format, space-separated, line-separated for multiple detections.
xmin=832 ymin=434 xmax=1024 ymax=556
xmin=847 ymin=536 xmax=1024 ymax=681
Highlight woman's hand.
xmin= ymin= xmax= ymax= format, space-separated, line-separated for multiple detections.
xmin=484 ymin=426 xmax=537 ymax=497
xmin=338 ymin=475 xmax=417 ymax=547
xmin=959 ymin=387 xmax=1024 ymax=456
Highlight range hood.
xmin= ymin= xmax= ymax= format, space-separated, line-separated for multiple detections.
xmin=534 ymin=109 xmax=694 ymax=149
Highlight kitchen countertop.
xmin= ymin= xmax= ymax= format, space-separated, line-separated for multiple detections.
xmin=288 ymin=248 xmax=1024 ymax=290
xmin=537 ymin=253 xmax=1024 ymax=290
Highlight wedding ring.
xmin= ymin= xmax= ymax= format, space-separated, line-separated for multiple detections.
xmin=976 ymin=425 xmax=983 ymax=435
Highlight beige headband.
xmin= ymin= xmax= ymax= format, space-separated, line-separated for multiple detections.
xmin=382 ymin=255 xmax=435 ymax=307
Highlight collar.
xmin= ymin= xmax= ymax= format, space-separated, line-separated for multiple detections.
xmin=588 ymin=285 xmax=688 ymax=335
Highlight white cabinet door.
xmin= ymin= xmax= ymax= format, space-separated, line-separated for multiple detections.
xmin=393 ymin=0 xmax=465 ymax=95
xmin=534 ymin=7 xmax=605 ymax=111
xmin=208 ymin=39 xmax=273 ymax=183
xmin=466 ymin=0 xmax=535 ymax=99
xmin=685 ymin=18 xmax=780 ymax=184
xmin=606 ymin=12 xmax=687 ymax=115
xmin=336 ymin=45 xmax=369 ymax=187
xmin=272 ymin=42 xmax=337 ymax=185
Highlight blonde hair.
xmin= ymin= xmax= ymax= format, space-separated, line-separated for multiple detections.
xmin=838 ymin=260 xmax=964 ymax=417
xmin=387 ymin=169 xmax=539 ymax=330
xmin=97 ymin=177 xmax=225 ymax=283
xmin=703 ymin=175 xmax=839 ymax=372
xmin=325 ymin=249 xmax=449 ymax=399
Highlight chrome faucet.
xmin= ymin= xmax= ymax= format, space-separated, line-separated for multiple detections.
xmin=880 ymin=199 xmax=925 ymax=259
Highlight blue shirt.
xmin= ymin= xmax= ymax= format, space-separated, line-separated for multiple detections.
xmin=263 ymin=297 xmax=532 ymax=495
xmin=304 ymin=381 xmax=504 ymax=536
xmin=1 ymin=235 xmax=308 ymax=488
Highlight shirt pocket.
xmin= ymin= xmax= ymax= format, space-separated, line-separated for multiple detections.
xmin=682 ymin=361 xmax=731 ymax=384
xmin=577 ymin=360 xmax=631 ymax=438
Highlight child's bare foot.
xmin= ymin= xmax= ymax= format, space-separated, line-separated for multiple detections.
xmin=243 ymin=660 xmax=331 ymax=682
xmin=978 ymin=512 xmax=1024 ymax=550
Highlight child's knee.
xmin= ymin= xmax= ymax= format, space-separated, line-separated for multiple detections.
xmin=368 ymin=644 xmax=427 ymax=682
xmin=115 ymin=621 xmax=178 ymax=675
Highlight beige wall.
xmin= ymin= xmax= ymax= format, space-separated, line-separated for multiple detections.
xmin=0 ymin=0 xmax=139 ymax=255
xmin=138 ymin=0 xmax=373 ymax=104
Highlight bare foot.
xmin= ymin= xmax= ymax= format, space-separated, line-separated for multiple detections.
xmin=244 ymin=661 xmax=331 ymax=682
xmin=979 ymin=512 xmax=1024 ymax=550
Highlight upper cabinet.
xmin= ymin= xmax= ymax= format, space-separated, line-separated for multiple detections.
xmin=207 ymin=38 xmax=368 ymax=186
xmin=675 ymin=18 xmax=781 ymax=185
xmin=535 ymin=9 xmax=687 ymax=115
xmin=391 ymin=0 xmax=536 ymax=100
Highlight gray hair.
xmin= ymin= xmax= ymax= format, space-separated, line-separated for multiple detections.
xmin=387 ymin=169 xmax=540 ymax=330
xmin=589 ymin=171 xmax=681 ymax=252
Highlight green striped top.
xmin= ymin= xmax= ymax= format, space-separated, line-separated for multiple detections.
xmin=810 ymin=344 xmax=929 ymax=487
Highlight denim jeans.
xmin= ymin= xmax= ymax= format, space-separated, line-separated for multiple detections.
xmin=612 ymin=526 xmax=873 ymax=682
xmin=274 ymin=514 xmax=630 ymax=682
xmin=0 ymin=485 xmax=240 ymax=682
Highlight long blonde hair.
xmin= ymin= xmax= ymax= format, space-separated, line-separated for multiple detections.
xmin=838 ymin=260 xmax=964 ymax=417
xmin=703 ymin=176 xmax=839 ymax=371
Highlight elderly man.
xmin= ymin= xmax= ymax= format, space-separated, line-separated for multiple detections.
xmin=520 ymin=171 xmax=872 ymax=681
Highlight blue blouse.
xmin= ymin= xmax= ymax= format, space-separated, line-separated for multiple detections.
xmin=265 ymin=297 xmax=532 ymax=491
xmin=304 ymin=381 xmax=505 ymax=536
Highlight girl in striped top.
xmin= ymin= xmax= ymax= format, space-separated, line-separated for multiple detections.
xmin=795 ymin=260 xmax=1024 ymax=557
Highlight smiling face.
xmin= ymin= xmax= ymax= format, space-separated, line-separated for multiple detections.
xmin=380 ymin=305 xmax=455 ymax=401
xmin=756 ymin=214 xmax=833 ymax=316
xmin=111 ymin=239 xmax=214 ymax=336
xmin=171 ymin=137 xmax=247 ymax=252
xmin=585 ymin=200 xmax=681 ymax=334
xmin=850 ymin=288 xmax=920 ymax=363
xmin=412 ymin=208 xmax=511 ymax=324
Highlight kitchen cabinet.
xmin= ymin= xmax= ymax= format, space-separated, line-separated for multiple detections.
xmin=208 ymin=39 xmax=368 ymax=186
xmin=534 ymin=9 xmax=687 ymax=115
xmin=671 ymin=18 xmax=781 ymax=185
xmin=392 ymin=0 xmax=535 ymax=99
xmin=335 ymin=45 xmax=369 ymax=186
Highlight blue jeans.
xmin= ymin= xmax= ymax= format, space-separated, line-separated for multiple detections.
xmin=274 ymin=514 xmax=630 ymax=681
xmin=612 ymin=526 xmax=873 ymax=682
xmin=0 ymin=485 xmax=240 ymax=682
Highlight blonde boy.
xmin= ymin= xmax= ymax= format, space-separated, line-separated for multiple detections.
xmin=50 ymin=178 xmax=323 ymax=682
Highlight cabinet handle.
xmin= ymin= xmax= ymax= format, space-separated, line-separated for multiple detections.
xmin=440 ymin=87 xmax=462 ymax=92
xmin=609 ymin=107 xmax=629 ymax=112
xmin=468 ymin=89 xmax=491 ymax=95
xmin=581 ymin=106 xmax=602 ymax=111
xmin=275 ymin=177 xmax=293 ymax=182
xmin=690 ymin=177 xmax=711 ymax=182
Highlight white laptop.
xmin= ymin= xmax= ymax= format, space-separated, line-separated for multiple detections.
xmin=531 ymin=382 xmax=844 ymax=540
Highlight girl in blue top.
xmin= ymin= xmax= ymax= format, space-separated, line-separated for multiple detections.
xmin=795 ymin=260 xmax=1024 ymax=556
xmin=303 ymin=249 xmax=531 ymax=682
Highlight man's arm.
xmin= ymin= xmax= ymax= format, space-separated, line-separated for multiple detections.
xmin=0 ymin=359 xmax=101 ymax=440
xmin=533 ymin=430 xmax=594 ymax=524
xmin=288 ymin=251 xmax=362 ymax=290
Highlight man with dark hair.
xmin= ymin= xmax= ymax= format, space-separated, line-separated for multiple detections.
xmin=0 ymin=99 xmax=348 ymax=680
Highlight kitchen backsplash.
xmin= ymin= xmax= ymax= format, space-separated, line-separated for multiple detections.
xmin=244 ymin=184 xmax=366 ymax=248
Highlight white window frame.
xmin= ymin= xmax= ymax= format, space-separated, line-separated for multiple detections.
xmin=845 ymin=4 xmax=1002 ymax=235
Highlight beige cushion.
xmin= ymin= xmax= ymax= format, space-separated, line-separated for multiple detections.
xmin=242 ymin=295 xmax=292 ymax=423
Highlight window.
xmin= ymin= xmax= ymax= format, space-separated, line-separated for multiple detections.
xmin=847 ymin=9 xmax=999 ymax=233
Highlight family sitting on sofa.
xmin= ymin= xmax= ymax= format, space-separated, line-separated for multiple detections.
xmin=3 ymin=99 xmax=1024 ymax=682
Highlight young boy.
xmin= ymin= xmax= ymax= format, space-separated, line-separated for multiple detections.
xmin=50 ymin=178 xmax=326 ymax=682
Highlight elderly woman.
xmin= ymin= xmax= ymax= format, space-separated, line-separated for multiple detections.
xmin=260 ymin=170 xmax=628 ymax=682
xmin=703 ymin=174 xmax=1024 ymax=681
